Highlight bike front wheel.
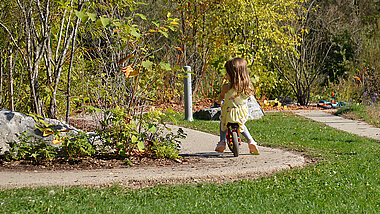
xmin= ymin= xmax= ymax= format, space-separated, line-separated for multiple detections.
xmin=232 ymin=132 xmax=239 ymax=157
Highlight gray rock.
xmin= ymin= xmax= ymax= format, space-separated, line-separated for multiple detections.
xmin=276 ymin=97 xmax=295 ymax=105
xmin=193 ymin=95 xmax=264 ymax=121
xmin=246 ymin=95 xmax=265 ymax=120
xmin=193 ymin=107 xmax=221 ymax=120
xmin=0 ymin=109 xmax=80 ymax=154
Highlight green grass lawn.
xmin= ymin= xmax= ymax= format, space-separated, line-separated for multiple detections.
xmin=1 ymin=112 xmax=379 ymax=213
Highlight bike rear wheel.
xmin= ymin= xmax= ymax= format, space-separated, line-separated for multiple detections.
xmin=231 ymin=132 xmax=239 ymax=157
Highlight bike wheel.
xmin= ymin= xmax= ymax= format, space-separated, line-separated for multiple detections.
xmin=232 ymin=132 xmax=239 ymax=157
xmin=226 ymin=130 xmax=233 ymax=152
xmin=227 ymin=140 xmax=234 ymax=152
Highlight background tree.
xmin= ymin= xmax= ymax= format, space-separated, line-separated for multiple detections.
xmin=274 ymin=0 xmax=333 ymax=105
xmin=174 ymin=0 xmax=304 ymax=99
xmin=43 ymin=0 xmax=84 ymax=119
xmin=315 ymin=0 xmax=379 ymax=103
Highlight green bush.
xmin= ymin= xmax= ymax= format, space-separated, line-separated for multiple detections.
xmin=96 ymin=107 xmax=186 ymax=160
xmin=149 ymin=128 xmax=186 ymax=159
xmin=334 ymin=104 xmax=361 ymax=116
xmin=61 ymin=132 xmax=95 ymax=159
xmin=4 ymin=132 xmax=58 ymax=162
xmin=150 ymin=142 xmax=179 ymax=159
xmin=3 ymin=131 xmax=96 ymax=162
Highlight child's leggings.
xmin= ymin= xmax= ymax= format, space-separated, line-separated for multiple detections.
xmin=219 ymin=122 xmax=256 ymax=144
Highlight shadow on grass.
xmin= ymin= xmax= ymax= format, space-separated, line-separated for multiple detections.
xmin=310 ymin=137 xmax=356 ymax=143
xmin=180 ymin=152 xmax=236 ymax=159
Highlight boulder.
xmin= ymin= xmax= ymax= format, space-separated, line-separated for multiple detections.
xmin=193 ymin=95 xmax=264 ymax=120
xmin=193 ymin=107 xmax=221 ymax=120
xmin=246 ymin=95 xmax=265 ymax=120
xmin=276 ymin=97 xmax=295 ymax=105
xmin=0 ymin=109 xmax=81 ymax=154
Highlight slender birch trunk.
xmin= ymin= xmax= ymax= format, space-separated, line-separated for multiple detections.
xmin=47 ymin=1 xmax=83 ymax=119
xmin=0 ymin=52 xmax=3 ymax=107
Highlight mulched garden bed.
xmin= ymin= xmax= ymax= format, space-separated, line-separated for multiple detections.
xmin=0 ymin=155 xmax=201 ymax=172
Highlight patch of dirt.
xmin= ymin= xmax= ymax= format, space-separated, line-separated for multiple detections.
xmin=0 ymin=156 xmax=201 ymax=172
xmin=69 ymin=117 xmax=101 ymax=132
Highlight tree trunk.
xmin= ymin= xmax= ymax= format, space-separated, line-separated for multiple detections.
xmin=47 ymin=2 xmax=82 ymax=119
xmin=66 ymin=24 xmax=79 ymax=123
xmin=0 ymin=53 xmax=3 ymax=107
xmin=29 ymin=65 xmax=43 ymax=116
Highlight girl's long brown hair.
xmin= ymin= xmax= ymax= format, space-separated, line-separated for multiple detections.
xmin=225 ymin=57 xmax=252 ymax=97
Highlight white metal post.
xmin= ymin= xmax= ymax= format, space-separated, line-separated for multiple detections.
xmin=183 ymin=66 xmax=193 ymax=121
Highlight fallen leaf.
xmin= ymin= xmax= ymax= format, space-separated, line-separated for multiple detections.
xmin=43 ymin=129 xmax=54 ymax=136
xmin=118 ymin=54 xmax=135 ymax=64
xmin=174 ymin=46 xmax=182 ymax=52
xmin=53 ymin=138 xmax=63 ymax=144
xmin=121 ymin=65 xmax=139 ymax=78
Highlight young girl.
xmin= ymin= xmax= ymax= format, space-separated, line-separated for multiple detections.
xmin=214 ymin=57 xmax=259 ymax=155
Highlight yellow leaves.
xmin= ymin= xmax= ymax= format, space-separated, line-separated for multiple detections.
xmin=43 ymin=128 xmax=69 ymax=137
xmin=121 ymin=65 xmax=139 ymax=78
xmin=118 ymin=55 xmax=140 ymax=78
xmin=263 ymin=99 xmax=281 ymax=107
xmin=43 ymin=128 xmax=68 ymax=144
xmin=275 ymin=99 xmax=282 ymax=107
xmin=53 ymin=137 xmax=64 ymax=145
xmin=43 ymin=129 xmax=54 ymax=137
xmin=222 ymin=77 xmax=231 ymax=84
xmin=27 ymin=113 xmax=70 ymax=145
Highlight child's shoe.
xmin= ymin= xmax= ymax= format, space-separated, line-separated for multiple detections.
xmin=215 ymin=142 xmax=226 ymax=152
xmin=248 ymin=143 xmax=259 ymax=155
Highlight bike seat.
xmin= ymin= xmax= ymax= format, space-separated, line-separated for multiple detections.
xmin=227 ymin=123 xmax=240 ymax=129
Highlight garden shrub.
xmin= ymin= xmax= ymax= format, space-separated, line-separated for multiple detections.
xmin=61 ymin=132 xmax=95 ymax=159
xmin=3 ymin=131 xmax=96 ymax=162
xmin=96 ymin=107 xmax=186 ymax=160
xmin=1 ymin=107 xmax=186 ymax=163
xmin=4 ymin=132 xmax=58 ymax=162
